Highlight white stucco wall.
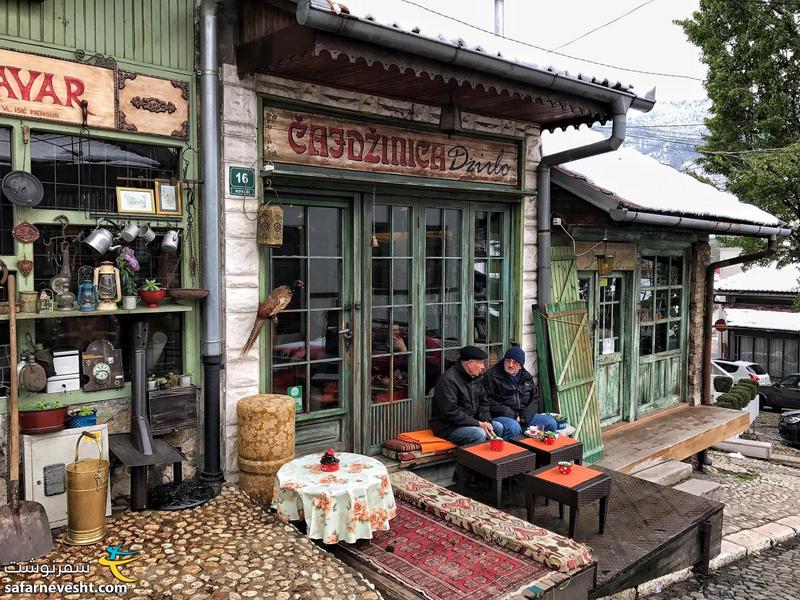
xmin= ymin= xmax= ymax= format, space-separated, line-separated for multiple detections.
xmin=220 ymin=64 xmax=542 ymax=477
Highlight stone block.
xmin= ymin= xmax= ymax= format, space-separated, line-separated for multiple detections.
xmin=724 ymin=529 xmax=771 ymax=554
xmin=225 ymin=286 xmax=260 ymax=314
xmin=750 ymin=522 xmax=795 ymax=545
xmin=225 ymin=208 xmax=258 ymax=240
xmin=635 ymin=461 xmax=693 ymax=487
xmin=223 ymin=83 xmax=257 ymax=124
xmin=225 ymin=359 xmax=260 ymax=389
xmin=595 ymin=588 xmax=636 ymax=600
xmin=672 ymin=478 xmax=722 ymax=499
xmin=776 ymin=515 xmax=800 ymax=533
xmin=709 ymin=539 xmax=746 ymax=570
xmin=635 ymin=567 xmax=692 ymax=598
xmin=224 ymin=239 xmax=259 ymax=276
xmin=713 ymin=437 xmax=772 ymax=460
xmin=225 ymin=274 xmax=259 ymax=290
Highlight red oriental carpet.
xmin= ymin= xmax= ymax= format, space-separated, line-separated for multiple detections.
xmin=340 ymin=501 xmax=549 ymax=600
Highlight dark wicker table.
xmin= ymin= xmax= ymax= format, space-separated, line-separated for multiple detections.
xmin=455 ymin=440 xmax=537 ymax=507
xmin=521 ymin=464 xmax=612 ymax=539
xmin=509 ymin=435 xmax=584 ymax=467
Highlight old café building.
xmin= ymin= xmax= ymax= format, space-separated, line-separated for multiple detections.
xmin=218 ymin=0 xmax=655 ymax=473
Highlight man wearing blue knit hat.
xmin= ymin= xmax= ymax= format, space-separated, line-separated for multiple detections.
xmin=483 ymin=346 xmax=558 ymax=440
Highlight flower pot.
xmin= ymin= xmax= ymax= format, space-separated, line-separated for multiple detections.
xmin=122 ymin=295 xmax=138 ymax=310
xmin=146 ymin=380 xmax=158 ymax=391
xmin=489 ymin=438 xmax=504 ymax=452
xmin=20 ymin=406 xmax=68 ymax=434
xmin=558 ymin=461 xmax=573 ymax=475
xmin=178 ymin=375 xmax=191 ymax=387
xmin=320 ymin=462 xmax=339 ymax=472
xmin=67 ymin=413 xmax=97 ymax=428
xmin=138 ymin=289 xmax=166 ymax=308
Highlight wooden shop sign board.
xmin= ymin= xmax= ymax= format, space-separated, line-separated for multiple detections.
xmin=0 ymin=47 xmax=190 ymax=138
xmin=265 ymin=107 xmax=519 ymax=186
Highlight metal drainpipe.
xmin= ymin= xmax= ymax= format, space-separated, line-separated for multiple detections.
xmin=537 ymin=98 xmax=631 ymax=306
xmin=494 ymin=0 xmax=504 ymax=36
xmin=199 ymin=0 xmax=223 ymax=483
xmin=702 ymin=236 xmax=778 ymax=404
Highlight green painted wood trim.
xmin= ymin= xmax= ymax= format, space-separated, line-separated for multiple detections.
xmin=1 ymin=383 xmax=131 ymax=413
xmin=0 ymin=303 xmax=192 ymax=321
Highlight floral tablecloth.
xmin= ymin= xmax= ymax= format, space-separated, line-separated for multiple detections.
xmin=272 ymin=452 xmax=397 ymax=544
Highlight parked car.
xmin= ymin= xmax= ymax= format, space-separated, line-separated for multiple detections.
xmin=778 ymin=409 xmax=800 ymax=445
xmin=760 ymin=374 xmax=800 ymax=411
xmin=711 ymin=359 xmax=771 ymax=385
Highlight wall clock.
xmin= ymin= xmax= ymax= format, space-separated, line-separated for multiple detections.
xmin=81 ymin=339 xmax=124 ymax=392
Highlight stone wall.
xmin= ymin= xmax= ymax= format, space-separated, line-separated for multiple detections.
xmin=220 ymin=64 xmax=542 ymax=478
xmin=687 ymin=240 xmax=711 ymax=406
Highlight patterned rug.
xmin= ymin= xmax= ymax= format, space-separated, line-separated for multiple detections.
xmin=340 ymin=501 xmax=549 ymax=600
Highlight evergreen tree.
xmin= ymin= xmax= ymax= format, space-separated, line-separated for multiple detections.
xmin=678 ymin=0 xmax=800 ymax=264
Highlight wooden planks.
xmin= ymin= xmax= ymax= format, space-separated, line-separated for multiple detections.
xmin=546 ymin=302 xmax=604 ymax=463
xmin=551 ymin=246 xmax=580 ymax=303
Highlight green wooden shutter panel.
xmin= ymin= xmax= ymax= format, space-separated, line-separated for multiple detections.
xmin=546 ymin=302 xmax=604 ymax=463
xmin=551 ymin=246 xmax=580 ymax=303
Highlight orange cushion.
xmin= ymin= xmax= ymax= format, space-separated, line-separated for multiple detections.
xmin=514 ymin=436 xmax=579 ymax=451
xmin=462 ymin=441 xmax=529 ymax=461
xmin=398 ymin=430 xmax=456 ymax=453
xmin=534 ymin=464 xmax=604 ymax=488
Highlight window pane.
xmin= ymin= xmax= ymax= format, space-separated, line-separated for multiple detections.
xmin=640 ymin=256 xmax=654 ymax=288
xmin=392 ymin=206 xmax=410 ymax=256
xmin=392 ymin=307 xmax=411 ymax=355
xmin=656 ymin=257 xmax=669 ymax=286
xmin=272 ymin=365 xmax=306 ymax=411
xmin=769 ymin=339 xmax=783 ymax=379
xmin=670 ymin=256 xmax=683 ymax=285
xmin=393 ymin=259 xmax=411 ymax=305
xmin=272 ymin=258 xmax=306 ymax=310
xmin=488 ymin=259 xmax=503 ymax=301
xmin=309 ymin=207 xmax=340 ymax=256
xmin=474 ymin=261 xmax=487 ymax=301
xmin=474 ymin=211 xmax=487 ymax=258
xmin=474 ymin=303 xmax=488 ymax=344
xmin=0 ymin=129 xmax=12 ymax=255
xmin=754 ymin=337 xmax=768 ymax=369
xmin=785 ymin=339 xmax=798 ymax=375
xmin=444 ymin=209 xmax=461 ymax=257
xmin=578 ymin=277 xmax=591 ymax=302
xmin=425 ymin=208 xmax=443 ymax=256
xmin=443 ymin=304 xmax=462 ymax=348
xmin=371 ymin=354 xmax=392 ymax=403
xmin=639 ymin=290 xmax=653 ymax=322
xmin=488 ymin=302 xmax=503 ymax=344
xmin=372 ymin=204 xmax=390 ymax=258
xmin=670 ymin=290 xmax=681 ymax=318
xmin=275 ymin=205 xmax=305 ymax=256
xmin=311 ymin=310 xmax=340 ymax=360
xmin=273 ymin=312 xmax=306 ymax=364
xmin=640 ymin=325 xmax=654 ymax=356
xmin=310 ymin=362 xmax=339 ymax=411
xmin=425 ymin=305 xmax=443 ymax=347
xmin=309 ymin=259 xmax=340 ymax=308
xmin=425 ymin=351 xmax=443 ymax=394
xmin=372 ymin=259 xmax=390 ymax=306
xmin=371 ymin=308 xmax=391 ymax=354
xmin=739 ymin=336 xmax=754 ymax=362
xmin=489 ymin=212 xmax=503 ymax=257
xmin=655 ymin=290 xmax=669 ymax=320
xmin=655 ymin=323 xmax=668 ymax=353
xmin=425 ymin=258 xmax=443 ymax=301
xmin=444 ymin=259 xmax=461 ymax=303
xmin=668 ymin=322 xmax=680 ymax=351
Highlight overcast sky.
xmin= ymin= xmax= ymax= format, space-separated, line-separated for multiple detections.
xmin=353 ymin=0 xmax=708 ymax=102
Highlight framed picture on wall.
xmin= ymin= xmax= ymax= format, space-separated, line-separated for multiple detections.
xmin=155 ymin=179 xmax=183 ymax=216
xmin=116 ymin=187 xmax=155 ymax=215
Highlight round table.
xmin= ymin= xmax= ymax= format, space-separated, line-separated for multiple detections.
xmin=272 ymin=452 xmax=397 ymax=544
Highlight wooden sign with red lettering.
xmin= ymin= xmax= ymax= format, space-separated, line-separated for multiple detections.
xmin=0 ymin=48 xmax=115 ymax=128
xmin=265 ymin=107 xmax=518 ymax=186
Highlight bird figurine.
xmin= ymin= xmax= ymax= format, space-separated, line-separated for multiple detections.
xmin=240 ymin=280 xmax=304 ymax=357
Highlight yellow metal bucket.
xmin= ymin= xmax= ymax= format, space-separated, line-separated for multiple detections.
xmin=64 ymin=432 xmax=109 ymax=545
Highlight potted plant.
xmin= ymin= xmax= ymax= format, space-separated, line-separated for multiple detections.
xmin=117 ymin=247 xmax=140 ymax=310
xmin=20 ymin=400 xmax=67 ymax=434
xmin=178 ymin=372 xmax=192 ymax=387
xmin=67 ymin=404 xmax=97 ymax=428
xmin=139 ymin=279 xmax=166 ymax=308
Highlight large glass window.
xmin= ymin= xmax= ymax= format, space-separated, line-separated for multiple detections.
xmin=473 ymin=210 xmax=507 ymax=367
xmin=30 ymin=133 xmax=180 ymax=212
xmin=638 ymin=255 xmax=683 ymax=356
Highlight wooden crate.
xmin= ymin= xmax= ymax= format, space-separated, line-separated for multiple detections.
xmin=148 ymin=385 xmax=198 ymax=436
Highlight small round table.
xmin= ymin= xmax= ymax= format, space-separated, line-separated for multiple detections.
xmin=272 ymin=452 xmax=396 ymax=544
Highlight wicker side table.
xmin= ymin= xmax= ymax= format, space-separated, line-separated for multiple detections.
xmin=509 ymin=435 xmax=584 ymax=467
xmin=521 ymin=464 xmax=612 ymax=539
xmin=455 ymin=440 xmax=537 ymax=507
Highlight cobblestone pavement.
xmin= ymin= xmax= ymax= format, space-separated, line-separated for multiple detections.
xmin=0 ymin=486 xmax=380 ymax=600
xmin=693 ymin=449 xmax=800 ymax=535
xmin=746 ymin=410 xmax=800 ymax=458
xmin=649 ymin=538 xmax=800 ymax=599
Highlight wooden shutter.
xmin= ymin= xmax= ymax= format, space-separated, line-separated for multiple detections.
xmin=551 ymin=246 xmax=579 ymax=303
xmin=546 ymin=301 xmax=604 ymax=463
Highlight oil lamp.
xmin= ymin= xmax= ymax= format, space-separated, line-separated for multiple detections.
xmin=93 ymin=261 xmax=121 ymax=311
xmin=77 ymin=266 xmax=98 ymax=312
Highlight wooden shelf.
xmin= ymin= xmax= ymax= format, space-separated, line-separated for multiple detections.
xmin=0 ymin=303 xmax=193 ymax=321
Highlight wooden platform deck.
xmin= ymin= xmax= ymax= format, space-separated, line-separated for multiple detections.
xmin=596 ymin=404 xmax=749 ymax=474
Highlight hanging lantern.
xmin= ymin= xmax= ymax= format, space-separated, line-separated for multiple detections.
xmin=596 ymin=254 xmax=615 ymax=276
xmin=257 ymin=203 xmax=283 ymax=248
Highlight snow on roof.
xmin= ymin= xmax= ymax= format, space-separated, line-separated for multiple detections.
xmin=716 ymin=263 xmax=800 ymax=294
xmin=543 ymin=127 xmax=782 ymax=227
xmin=724 ymin=308 xmax=800 ymax=333
xmin=309 ymin=0 xmax=645 ymax=96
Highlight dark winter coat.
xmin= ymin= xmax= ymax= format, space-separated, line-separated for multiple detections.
xmin=483 ymin=362 xmax=540 ymax=425
xmin=429 ymin=362 xmax=491 ymax=439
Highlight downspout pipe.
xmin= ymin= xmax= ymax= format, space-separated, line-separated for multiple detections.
xmin=610 ymin=208 xmax=792 ymax=237
xmin=199 ymin=0 xmax=224 ymax=483
xmin=537 ymin=100 xmax=631 ymax=306
xmin=702 ymin=236 xmax=779 ymax=405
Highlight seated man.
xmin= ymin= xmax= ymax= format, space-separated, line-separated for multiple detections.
xmin=430 ymin=345 xmax=503 ymax=445
xmin=484 ymin=347 xmax=559 ymax=440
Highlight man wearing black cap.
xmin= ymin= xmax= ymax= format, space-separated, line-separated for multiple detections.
xmin=484 ymin=346 xmax=558 ymax=439
xmin=429 ymin=345 xmax=503 ymax=446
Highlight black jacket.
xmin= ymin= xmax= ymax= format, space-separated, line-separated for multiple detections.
xmin=484 ymin=362 xmax=539 ymax=425
xmin=429 ymin=363 xmax=490 ymax=439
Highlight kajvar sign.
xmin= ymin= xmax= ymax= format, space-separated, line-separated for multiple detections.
xmin=265 ymin=107 xmax=519 ymax=186
xmin=228 ymin=167 xmax=256 ymax=197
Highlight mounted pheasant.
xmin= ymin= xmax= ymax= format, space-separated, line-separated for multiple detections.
xmin=240 ymin=280 xmax=304 ymax=358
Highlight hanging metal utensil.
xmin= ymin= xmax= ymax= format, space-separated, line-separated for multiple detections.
xmin=1 ymin=171 xmax=44 ymax=207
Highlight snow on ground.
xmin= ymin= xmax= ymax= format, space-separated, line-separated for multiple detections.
xmin=542 ymin=128 xmax=781 ymax=226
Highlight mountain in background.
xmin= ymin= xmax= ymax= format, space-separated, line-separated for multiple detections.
xmin=597 ymin=97 xmax=711 ymax=176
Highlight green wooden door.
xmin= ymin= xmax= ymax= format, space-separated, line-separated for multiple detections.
xmin=265 ymin=197 xmax=356 ymax=455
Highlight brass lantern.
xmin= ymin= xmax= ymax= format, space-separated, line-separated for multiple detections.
xmin=93 ymin=261 xmax=121 ymax=311
xmin=596 ymin=254 xmax=615 ymax=276
xmin=257 ymin=203 xmax=284 ymax=248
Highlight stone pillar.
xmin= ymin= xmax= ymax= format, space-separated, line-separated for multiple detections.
xmin=687 ymin=241 xmax=711 ymax=406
